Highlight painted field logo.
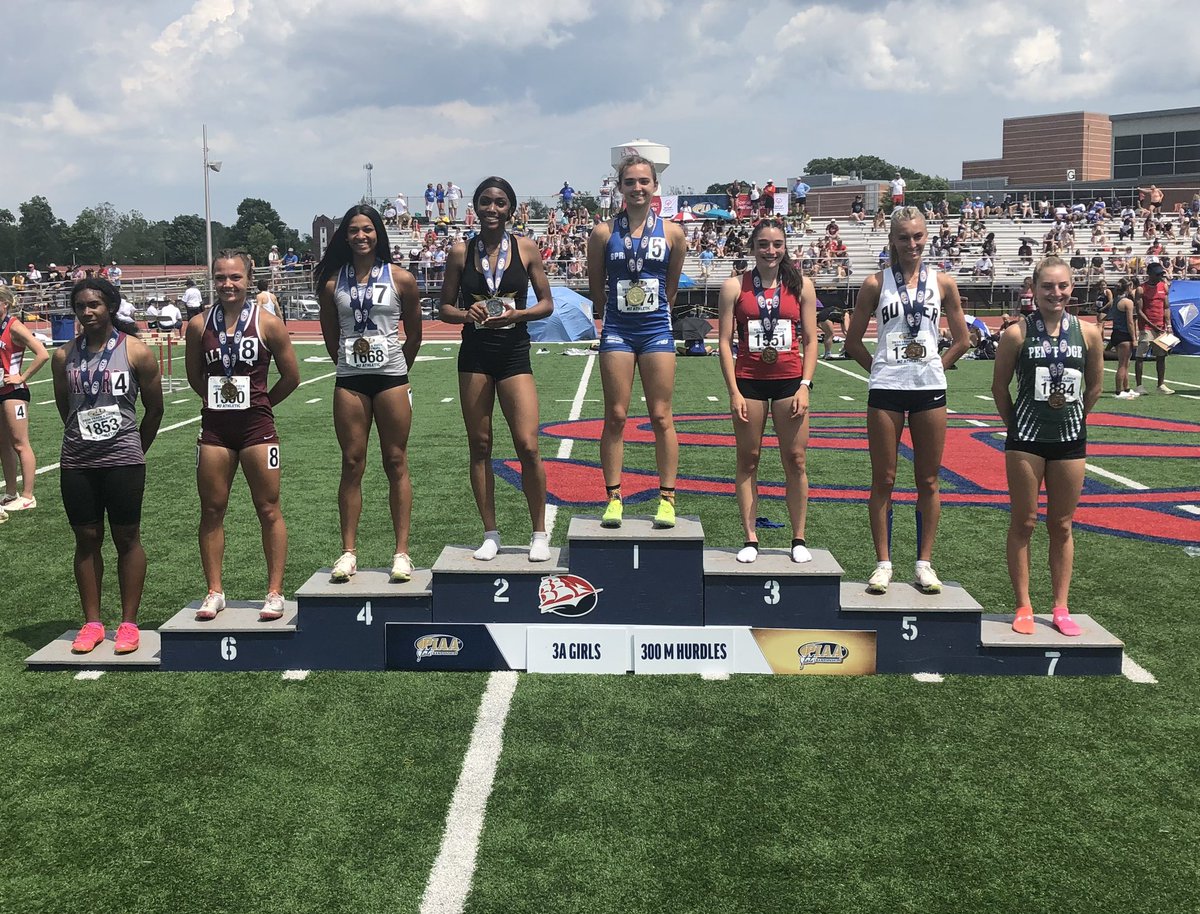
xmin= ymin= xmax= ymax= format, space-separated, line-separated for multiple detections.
xmin=538 ymin=574 xmax=603 ymax=617
xmin=797 ymin=641 xmax=849 ymax=669
xmin=414 ymin=634 xmax=463 ymax=662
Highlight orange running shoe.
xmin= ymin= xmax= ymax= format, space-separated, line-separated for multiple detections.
xmin=113 ymin=622 xmax=140 ymax=654
xmin=71 ymin=622 xmax=106 ymax=654
xmin=1012 ymin=606 xmax=1035 ymax=635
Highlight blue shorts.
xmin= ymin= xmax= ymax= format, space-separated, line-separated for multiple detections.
xmin=599 ymin=323 xmax=676 ymax=356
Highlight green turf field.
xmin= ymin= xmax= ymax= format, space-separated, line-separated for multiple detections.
xmin=3 ymin=342 xmax=1198 ymax=913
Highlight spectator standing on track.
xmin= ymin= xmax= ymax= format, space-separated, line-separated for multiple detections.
xmin=1133 ymin=262 xmax=1174 ymax=395
xmin=1109 ymin=278 xmax=1138 ymax=398
xmin=0 ymin=287 xmax=50 ymax=514
xmin=182 ymin=278 xmax=204 ymax=323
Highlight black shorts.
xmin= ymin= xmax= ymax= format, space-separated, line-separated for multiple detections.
xmin=817 ymin=308 xmax=844 ymax=324
xmin=736 ymin=376 xmax=803 ymax=402
xmin=868 ymin=388 xmax=947 ymax=414
xmin=60 ymin=464 xmax=146 ymax=527
xmin=335 ymin=373 xmax=409 ymax=397
xmin=458 ymin=334 xmax=532 ymax=381
xmin=1110 ymin=330 xmax=1134 ymax=347
xmin=1005 ymin=436 xmax=1087 ymax=461
xmin=0 ymin=388 xmax=31 ymax=403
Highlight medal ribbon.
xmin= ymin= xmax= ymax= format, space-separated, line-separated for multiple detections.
xmin=479 ymin=233 xmax=510 ymax=297
xmin=891 ymin=265 xmax=929 ymax=337
xmin=1034 ymin=311 xmax=1071 ymax=388
xmin=215 ymin=301 xmax=253 ymax=379
xmin=341 ymin=261 xmax=383 ymax=334
xmin=79 ymin=329 xmax=120 ymax=407
xmin=752 ymin=269 xmax=781 ymax=345
xmin=618 ymin=209 xmax=656 ymax=279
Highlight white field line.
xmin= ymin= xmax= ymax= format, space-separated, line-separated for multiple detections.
xmin=701 ymin=671 xmax=730 ymax=681
xmin=172 ymin=399 xmax=190 ymax=404
xmin=966 ymin=420 xmax=991 ymax=427
xmin=1178 ymin=504 xmax=1200 ymax=516
xmin=305 ymin=398 xmax=321 ymax=404
xmin=818 ymin=359 xmax=869 ymax=383
xmin=1122 ymin=654 xmax=1158 ymax=684
xmin=707 ymin=396 xmax=719 ymax=402
xmin=74 ymin=670 xmax=105 ymax=681
xmin=281 ymin=669 xmax=310 ymax=680
xmin=1103 ymin=366 xmax=1200 ymax=389
xmin=975 ymin=394 xmax=994 ymax=401
xmin=839 ymin=395 xmax=855 ymax=401
xmin=912 ymin=672 xmax=944 ymax=683
xmin=1180 ymin=394 xmax=1200 ymax=401
xmin=418 ymin=354 xmax=594 ymax=914
xmin=37 ymin=398 xmax=55 ymax=405
xmin=418 ymin=670 xmax=520 ymax=914
xmin=1085 ymin=464 xmax=1149 ymax=490
xmin=441 ymin=397 xmax=454 ymax=403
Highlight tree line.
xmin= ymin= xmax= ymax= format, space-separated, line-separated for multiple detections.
xmin=707 ymin=156 xmax=952 ymax=196
xmin=0 ymin=196 xmax=310 ymax=273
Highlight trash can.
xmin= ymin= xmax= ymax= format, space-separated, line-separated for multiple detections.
xmin=51 ymin=313 xmax=76 ymax=343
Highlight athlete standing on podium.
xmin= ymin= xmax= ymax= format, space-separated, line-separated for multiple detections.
xmin=317 ymin=205 xmax=423 ymax=583
xmin=186 ymin=251 xmax=299 ymax=622
xmin=717 ymin=218 xmax=819 ymax=564
xmin=440 ymin=177 xmax=554 ymax=562
xmin=51 ymin=278 xmax=163 ymax=654
xmin=587 ymin=154 xmax=686 ymax=529
xmin=845 ymin=207 xmax=968 ymax=595
xmin=992 ymin=255 xmax=1102 ymax=636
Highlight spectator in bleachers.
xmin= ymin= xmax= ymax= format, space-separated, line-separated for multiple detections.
xmin=25 ymin=264 xmax=42 ymax=286
xmin=872 ymin=208 xmax=887 ymax=232
xmin=395 ymin=193 xmax=410 ymax=229
xmin=974 ymin=253 xmax=994 ymax=279
xmin=423 ymin=183 xmax=436 ymax=220
xmin=1090 ymin=279 xmax=1113 ymax=317
xmin=1037 ymin=196 xmax=1051 ymax=219
xmin=445 ymin=181 xmax=462 ymax=221
xmin=1017 ymin=276 xmax=1035 ymax=315
xmin=848 ymin=194 xmax=866 ymax=223
xmin=1139 ymin=184 xmax=1164 ymax=214
xmin=889 ymin=173 xmax=906 ymax=207
xmin=1189 ymin=244 xmax=1200 ymax=277
xmin=761 ymin=180 xmax=776 ymax=216
xmin=1019 ymin=195 xmax=1034 ymax=219
xmin=1171 ymin=252 xmax=1187 ymax=278
xmin=878 ymin=246 xmax=890 ymax=270
xmin=282 ymin=248 xmax=299 ymax=272
xmin=1018 ymin=239 xmax=1034 ymax=266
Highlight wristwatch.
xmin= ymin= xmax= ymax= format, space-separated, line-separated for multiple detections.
xmin=800 ymin=379 xmax=814 ymax=391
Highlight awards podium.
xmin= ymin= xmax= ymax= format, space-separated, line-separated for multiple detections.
xmin=27 ymin=515 xmax=1125 ymax=676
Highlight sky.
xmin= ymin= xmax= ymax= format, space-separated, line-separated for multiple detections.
xmin=3 ymin=0 xmax=1199 ymax=234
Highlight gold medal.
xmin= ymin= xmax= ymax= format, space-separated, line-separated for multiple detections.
xmin=221 ymin=379 xmax=238 ymax=403
xmin=1047 ymin=389 xmax=1067 ymax=410
xmin=353 ymin=337 xmax=370 ymax=359
xmin=485 ymin=298 xmax=506 ymax=318
xmin=904 ymin=340 xmax=926 ymax=360
xmin=761 ymin=345 xmax=779 ymax=364
xmin=624 ymin=282 xmax=647 ymax=308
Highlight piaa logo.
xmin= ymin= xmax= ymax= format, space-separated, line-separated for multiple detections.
xmin=414 ymin=634 xmax=463 ymax=662
xmin=538 ymin=574 xmax=603 ymax=617
xmin=797 ymin=641 xmax=849 ymax=669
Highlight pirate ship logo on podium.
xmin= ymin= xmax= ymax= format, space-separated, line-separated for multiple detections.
xmin=538 ymin=574 xmax=603 ymax=618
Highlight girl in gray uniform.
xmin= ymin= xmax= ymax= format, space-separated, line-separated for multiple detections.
xmin=316 ymin=205 xmax=423 ymax=583
xmin=51 ymin=278 xmax=164 ymax=654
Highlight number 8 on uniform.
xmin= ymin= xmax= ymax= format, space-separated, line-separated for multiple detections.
xmin=267 ymin=444 xmax=280 ymax=470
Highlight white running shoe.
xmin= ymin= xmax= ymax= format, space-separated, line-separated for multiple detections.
xmin=866 ymin=563 xmax=893 ymax=594
xmin=1133 ymin=384 xmax=1148 ymax=395
xmin=473 ymin=533 xmax=500 ymax=561
xmin=914 ymin=563 xmax=943 ymax=594
xmin=791 ymin=544 xmax=813 ymax=564
xmin=3 ymin=495 xmax=36 ymax=512
xmin=1115 ymin=390 xmax=1131 ymax=399
xmin=528 ymin=534 xmax=551 ymax=563
xmin=260 ymin=591 xmax=286 ymax=621
xmin=195 ymin=590 xmax=226 ymax=621
xmin=736 ymin=544 xmax=759 ymax=563
xmin=330 ymin=551 xmax=357 ymax=583
xmin=0 ymin=494 xmax=15 ymax=507
xmin=390 ymin=552 xmax=414 ymax=583
xmin=1128 ymin=389 xmax=1142 ymax=398
xmin=0 ymin=506 xmax=7 ymax=524
xmin=1158 ymin=384 xmax=1174 ymax=395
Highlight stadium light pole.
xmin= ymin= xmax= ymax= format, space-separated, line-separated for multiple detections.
xmin=203 ymin=124 xmax=222 ymax=303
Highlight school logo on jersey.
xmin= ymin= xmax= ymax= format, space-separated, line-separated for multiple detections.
xmin=414 ymin=634 xmax=463 ymax=662
xmin=538 ymin=574 xmax=602 ymax=617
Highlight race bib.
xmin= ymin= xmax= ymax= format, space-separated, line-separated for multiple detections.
xmin=885 ymin=331 xmax=936 ymax=363
xmin=616 ymin=278 xmax=660 ymax=313
xmin=77 ymin=405 xmax=122 ymax=442
xmin=1034 ymin=367 xmax=1082 ymax=403
xmin=473 ymin=295 xmax=518 ymax=331
xmin=747 ymin=320 xmax=793 ymax=353
xmin=343 ymin=335 xmax=389 ymax=369
xmin=206 ymin=374 xmax=251 ymax=410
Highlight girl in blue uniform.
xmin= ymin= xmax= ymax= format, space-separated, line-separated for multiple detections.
xmin=586 ymin=155 xmax=687 ymax=528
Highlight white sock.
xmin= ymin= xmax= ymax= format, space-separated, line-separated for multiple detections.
xmin=791 ymin=544 xmax=812 ymax=563
xmin=473 ymin=531 xmax=501 ymax=561
xmin=529 ymin=532 xmax=550 ymax=562
xmin=876 ymin=561 xmax=893 ymax=571
xmin=915 ymin=560 xmax=931 ymax=572
xmin=736 ymin=544 xmax=758 ymax=564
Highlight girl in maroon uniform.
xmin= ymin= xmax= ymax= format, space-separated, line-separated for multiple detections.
xmin=0 ymin=287 xmax=49 ymax=516
xmin=185 ymin=251 xmax=300 ymax=622
xmin=717 ymin=218 xmax=819 ymax=563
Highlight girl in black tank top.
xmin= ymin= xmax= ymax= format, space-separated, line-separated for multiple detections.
xmin=459 ymin=234 xmax=532 ymax=343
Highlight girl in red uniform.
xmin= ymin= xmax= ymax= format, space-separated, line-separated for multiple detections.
xmin=0 ymin=287 xmax=50 ymax=516
xmin=185 ymin=251 xmax=300 ymax=621
xmin=717 ymin=218 xmax=819 ymax=563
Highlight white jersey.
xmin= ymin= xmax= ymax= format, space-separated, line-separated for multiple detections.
xmin=869 ymin=265 xmax=947 ymax=392
xmin=334 ymin=261 xmax=409 ymax=377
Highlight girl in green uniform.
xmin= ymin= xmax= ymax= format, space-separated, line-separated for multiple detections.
xmin=991 ymin=256 xmax=1104 ymax=636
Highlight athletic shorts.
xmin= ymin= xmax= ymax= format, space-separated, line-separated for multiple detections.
xmin=1005 ymin=436 xmax=1086 ymax=461
xmin=458 ymin=334 xmax=532 ymax=381
xmin=816 ymin=307 xmax=844 ymax=324
xmin=599 ymin=324 xmax=677 ymax=356
xmin=60 ymin=464 xmax=146 ymax=527
xmin=1136 ymin=329 xmax=1164 ymax=359
xmin=736 ymin=376 xmax=803 ymax=402
xmin=0 ymin=388 xmax=31 ymax=403
xmin=867 ymin=388 xmax=947 ymax=414
xmin=335 ymin=373 xmax=409 ymax=397
xmin=199 ymin=406 xmax=279 ymax=451
xmin=1110 ymin=330 xmax=1134 ymax=347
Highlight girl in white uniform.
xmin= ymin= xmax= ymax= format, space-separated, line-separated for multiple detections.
xmin=845 ymin=207 xmax=969 ymax=594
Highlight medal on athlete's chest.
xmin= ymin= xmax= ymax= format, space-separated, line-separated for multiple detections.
xmin=624 ymin=281 xmax=646 ymax=308
xmin=761 ymin=345 xmax=779 ymax=364
xmin=904 ymin=339 xmax=926 ymax=360
xmin=1047 ymin=388 xmax=1067 ymax=410
xmin=485 ymin=298 xmax=507 ymax=318
xmin=222 ymin=379 xmax=239 ymax=403
xmin=353 ymin=336 xmax=371 ymax=359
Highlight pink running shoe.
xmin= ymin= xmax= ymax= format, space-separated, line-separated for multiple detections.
xmin=1052 ymin=607 xmax=1083 ymax=637
xmin=113 ymin=622 xmax=140 ymax=654
xmin=71 ymin=622 xmax=106 ymax=654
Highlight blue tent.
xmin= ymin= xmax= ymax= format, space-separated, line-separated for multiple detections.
xmin=526 ymin=286 xmax=598 ymax=342
xmin=677 ymin=273 xmax=697 ymax=289
xmin=1169 ymin=280 xmax=1200 ymax=355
